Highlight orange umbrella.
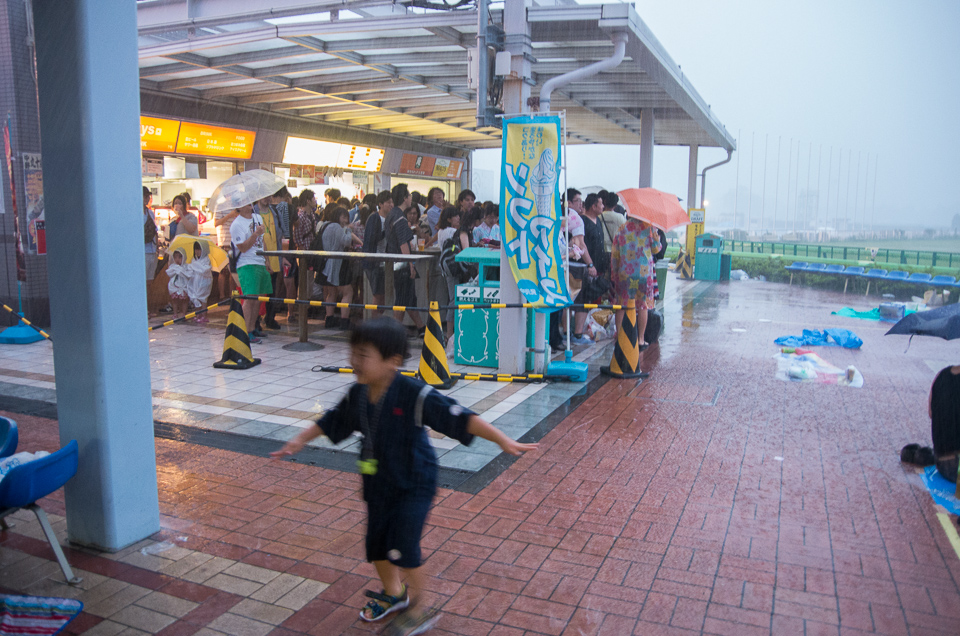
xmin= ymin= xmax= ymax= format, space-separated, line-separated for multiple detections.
xmin=617 ymin=188 xmax=690 ymax=231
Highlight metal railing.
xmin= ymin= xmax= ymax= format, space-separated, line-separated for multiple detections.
xmin=721 ymin=241 xmax=959 ymax=268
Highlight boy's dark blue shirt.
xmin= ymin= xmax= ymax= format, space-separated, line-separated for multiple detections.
xmin=316 ymin=374 xmax=475 ymax=500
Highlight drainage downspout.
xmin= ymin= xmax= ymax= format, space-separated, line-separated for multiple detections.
xmin=540 ymin=32 xmax=628 ymax=113
xmin=699 ymin=149 xmax=732 ymax=208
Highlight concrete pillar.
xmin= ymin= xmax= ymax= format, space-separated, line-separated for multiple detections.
xmin=687 ymin=144 xmax=699 ymax=210
xmin=33 ymin=0 xmax=160 ymax=550
xmin=497 ymin=0 xmax=532 ymax=375
xmin=638 ymin=109 xmax=655 ymax=187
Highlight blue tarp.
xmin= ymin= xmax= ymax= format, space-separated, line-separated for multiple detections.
xmin=774 ymin=329 xmax=863 ymax=349
xmin=921 ymin=466 xmax=960 ymax=516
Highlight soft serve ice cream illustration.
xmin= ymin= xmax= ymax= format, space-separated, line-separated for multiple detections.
xmin=529 ymin=147 xmax=557 ymax=216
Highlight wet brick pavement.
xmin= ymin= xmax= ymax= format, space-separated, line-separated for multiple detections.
xmin=1 ymin=277 xmax=959 ymax=635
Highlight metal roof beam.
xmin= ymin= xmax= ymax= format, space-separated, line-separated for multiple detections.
xmin=140 ymin=62 xmax=194 ymax=77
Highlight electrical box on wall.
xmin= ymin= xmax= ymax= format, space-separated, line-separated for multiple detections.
xmin=495 ymin=51 xmax=512 ymax=77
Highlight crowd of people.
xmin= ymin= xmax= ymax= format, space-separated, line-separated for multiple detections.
xmin=143 ymin=180 xmax=669 ymax=353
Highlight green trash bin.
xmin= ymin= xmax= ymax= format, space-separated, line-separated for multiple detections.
xmin=719 ymin=253 xmax=732 ymax=281
xmin=655 ymin=261 xmax=668 ymax=304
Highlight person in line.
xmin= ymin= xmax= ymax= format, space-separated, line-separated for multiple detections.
xmin=230 ymin=203 xmax=270 ymax=343
xmin=270 ymin=187 xmax=297 ymax=322
xmin=573 ymin=193 xmax=610 ymax=342
xmin=168 ymin=194 xmax=195 ymax=240
xmin=214 ymin=196 xmax=240 ymax=298
xmin=324 ymin=188 xmax=342 ymax=207
xmin=271 ymin=318 xmax=537 ymax=634
xmin=434 ymin=206 xmax=462 ymax=343
xmin=472 ymin=203 xmax=501 ymax=244
xmin=424 ymin=187 xmax=445 ymax=235
xmin=318 ymin=206 xmax=363 ymax=330
xmin=258 ymin=195 xmax=283 ymax=331
xmin=561 ymin=188 xmax=594 ymax=346
xmin=385 ymin=184 xmax=425 ymax=334
xmin=456 ymin=189 xmax=476 ymax=215
xmin=599 ymin=190 xmax=626 ymax=253
xmin=166 ymin=248 xmax=190 ymax=320
xmin=143 ymin=188 xmax=158 ymax=316
xmin=362 ymin=191 xmax=393 ymax=314
xmin=293 ymin=189 xmax=317 ymax=250
xmin=186 ymin=241 xmax=213 ymax=323
xmin=611 ymin=216 xmax=661 ymax=348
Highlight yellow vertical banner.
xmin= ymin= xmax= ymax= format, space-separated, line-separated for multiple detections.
xmin=685 ymin=208 xmax=705 ymax=261
xmin=500 ymin=116 xmax=570 ymax=307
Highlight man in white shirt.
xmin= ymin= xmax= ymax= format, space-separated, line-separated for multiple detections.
xmin=230 ymin=204 xmax=269 ymax=342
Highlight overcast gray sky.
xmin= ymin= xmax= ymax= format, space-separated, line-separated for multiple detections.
xmin=475 ymin=0 xmax=960 ymax=232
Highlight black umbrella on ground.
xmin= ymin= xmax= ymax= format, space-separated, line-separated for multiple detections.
xmin=885 ymin=303 xmax=960 ymax=341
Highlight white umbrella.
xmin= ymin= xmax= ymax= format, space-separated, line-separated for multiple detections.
xmin=207 ymin=169 xmax=286 ymax=216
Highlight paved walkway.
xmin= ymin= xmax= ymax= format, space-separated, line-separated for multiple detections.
xmin=1 ymin=277 xmax=959 ymax=635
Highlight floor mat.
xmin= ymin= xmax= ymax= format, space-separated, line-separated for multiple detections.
xmin=0 ymin=595 xmax=82 ymax=636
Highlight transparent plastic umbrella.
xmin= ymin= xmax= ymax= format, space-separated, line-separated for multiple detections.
xmin=207 ymin=169 xmax=286 ymax=216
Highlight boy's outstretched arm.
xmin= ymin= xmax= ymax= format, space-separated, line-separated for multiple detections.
xmin=271 ymin=425 xmax=324 ymax=458
xmin=466 ymin=415 xmax=538 ymax=456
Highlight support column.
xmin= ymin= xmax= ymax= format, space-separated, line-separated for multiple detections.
xmin=684 ymin=144 xmax=699 ymax=257
xmin=638 ymin=109 xmax=655 ymax=188
xmin=497 ymin=0 xmax=532 ymax=375
xmin=33 ymin=0 xmax=159 ymax=550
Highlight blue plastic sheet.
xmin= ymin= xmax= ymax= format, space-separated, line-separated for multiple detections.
xmin=921 ymin=466 xmax=960 ymax=516
xmin=774 ymin=329 xmax=863 ymax=349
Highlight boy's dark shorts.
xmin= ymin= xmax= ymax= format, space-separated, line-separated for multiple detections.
xmin=366 ymin=495 xmax=431 ymax=569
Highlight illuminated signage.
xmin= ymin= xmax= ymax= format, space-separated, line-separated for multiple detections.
xmin=140 ymin=116 xmax=180 ymax=153
xmin=398 ymin=153 xmax=463 ymax=179
xmin=282 ymin=136 xmax=384 ymax=172
xmin=176 ymin=122 xmax=255 ymax=159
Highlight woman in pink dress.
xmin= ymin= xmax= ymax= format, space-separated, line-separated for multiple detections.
xmin=610 ymin=218 xmax=661 ymax=346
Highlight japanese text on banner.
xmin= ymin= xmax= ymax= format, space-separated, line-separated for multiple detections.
xmin=500 ymin=116 xmax=570 ymax=307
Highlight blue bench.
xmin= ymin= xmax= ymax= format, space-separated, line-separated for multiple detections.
xmin=885 ymin=270 xmax=909 ymax=282
xmin=0 ymin=417 xmax=81 ymax=585
xmin=842 ymin=266 xmax=865 ymax=293
xmin=907 ymin=273 xmax=932 ymax=284
xmin=786 ymin=262 xmax=809 ymax=285
xmin=824 ymin=264 xmax=845 ymax=274
xmin=931 ymin=275 xmax=958 ymax=288
xmin=805 ymin=263 xmax=827 ymax=273
xmin=862 ymin=269 xmax=888 ymax=296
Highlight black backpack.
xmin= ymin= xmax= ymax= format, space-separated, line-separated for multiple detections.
xmin=439 ymin=236 xmax=470 ymax=284
xmin=309 ymin=221 xmax=333 ymax=275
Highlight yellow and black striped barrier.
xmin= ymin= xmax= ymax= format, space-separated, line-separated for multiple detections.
xmin=601 ymin=300 xmax=648 ymax=380
xmin=676 ymin=250 xmax=694 ymax=279
xmin=419 ymin=301 xmax=457 ymax=389
xmin=213 ymin=298 xmax=261 ymax=370
xmin=147 ymin=297 xmax=233 ymax=331
xmin=0 ymin=304 xmax=51 ymax=340
xmin=238 ymin=295 xmax=627 ymax=314
xmin=311 ymin=365 xmax=548 ymax=384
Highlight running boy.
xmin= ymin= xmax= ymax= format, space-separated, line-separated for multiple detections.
xmin=272 ymin=318 xmax=537 ymax=634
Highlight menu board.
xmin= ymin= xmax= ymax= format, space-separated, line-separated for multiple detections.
xmin=140 ymin=116 xmax=180 ymax=153
xmin=398 ymin=153 xmax=463 ymax=179
xmin=176 ymin=122 xmax=255 ymax=159
xmin=283 ymin=136 xmax=383 ymax=172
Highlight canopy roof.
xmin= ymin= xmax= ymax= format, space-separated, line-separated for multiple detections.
xmin=137 ymin=0 xmax=735 ymax=152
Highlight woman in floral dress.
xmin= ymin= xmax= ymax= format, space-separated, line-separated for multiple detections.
xmin=611 ymin=218 xmax=661 ymax=346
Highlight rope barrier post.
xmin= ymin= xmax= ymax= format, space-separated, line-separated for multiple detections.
xmin=282 ymin=256 xmax=323 ymax=352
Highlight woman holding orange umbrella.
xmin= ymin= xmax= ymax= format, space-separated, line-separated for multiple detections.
xmin=611 ymin=188 xmax=689 ymax=345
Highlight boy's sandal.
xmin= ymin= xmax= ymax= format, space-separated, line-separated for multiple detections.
xmin=359 ymin=587 xmax=409 ymax=622
xmin=382 ymin=606 xmax=440 ymax=636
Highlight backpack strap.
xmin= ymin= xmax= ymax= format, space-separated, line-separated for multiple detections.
xmin=414 ymin=384 xmax=433 ymax=428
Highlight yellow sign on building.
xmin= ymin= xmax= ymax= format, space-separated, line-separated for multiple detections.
xmin=685 ymin=208 xmax=705 ymax=262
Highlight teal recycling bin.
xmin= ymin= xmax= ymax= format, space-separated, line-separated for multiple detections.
xmin=454 ymin=247 xmax=501 ymax=368
xmin=694 ymin=233 xmax=724 ymax=281
xmin=719 ymin=253 xmax=732 ymax=281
